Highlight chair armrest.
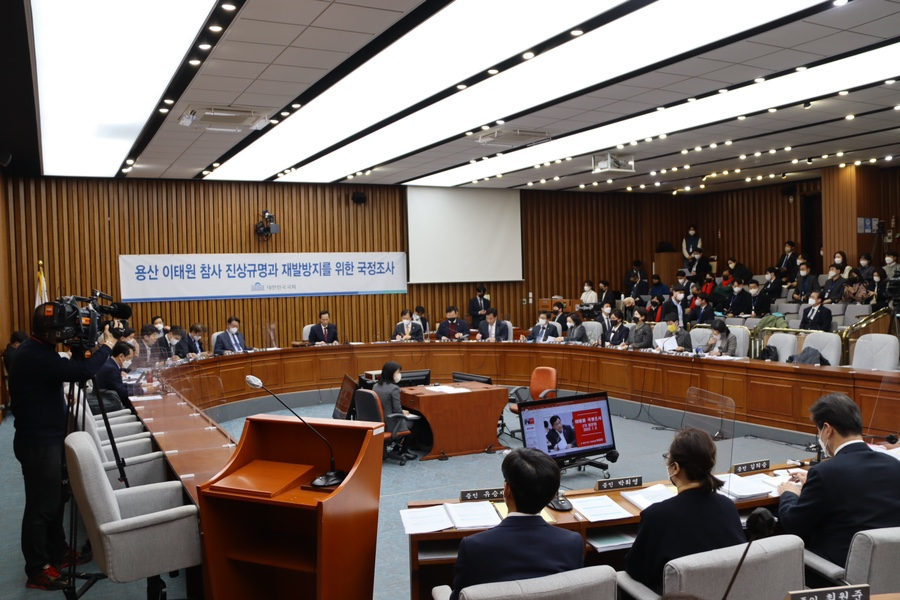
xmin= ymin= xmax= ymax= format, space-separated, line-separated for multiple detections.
xmin=100 ymin=504 xmax=198 ymax=536
xmin=387 ymin=412 xmax=420 ymax=422
xmin=616 ymin=571 xmax=660 ymax=600
xmin=538 ymin=388 xmax=558 ymax=399
xmin=803 ymin=549 xmax=846 ymax=583
xmin=432 ymin=585 xmax=452 ymax=600
xmin=97 ymin=421 xmax=145 ymax=440
xmin=102 ymin=439 xmax=153 ymax=461
xmin=102 ymin=431 xmax=151 ymax=445
xmin=114 ymin=481 xmax=185 ymax=518
xmin=508 ymin=386 xmax=528 ymax=403
xmin=94 ymin=409 xmax=133 ymax=420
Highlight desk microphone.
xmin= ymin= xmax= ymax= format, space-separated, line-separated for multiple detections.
xmin=245 ymin=375 xmax=346 ymax=488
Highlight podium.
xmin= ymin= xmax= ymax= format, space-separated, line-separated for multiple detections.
xmin=198 ymin=415 xmax=384 ymax=599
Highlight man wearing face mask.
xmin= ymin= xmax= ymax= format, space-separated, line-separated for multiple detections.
xmin=682 ymin=226 xmax=702 ymax=270
xmin=799 ymin=291 xmax=832 ymax=331
xmin=725 ymin=279 xmax=752 ymax=317
xmin=687 ymin=248 xmax=711 ymax=283
xmin=394 ymin=309 xmax=424 ymax=342
xmin=627 ymin=308 xmax=653 ymax=349
xmin=791 ymin=260 xmax=820 ymax=304
xmin=776 ymin=240 xmax=798 ymax=281
xmin=659 ymin=313 xmax=691 ymax=353
xmin=883 ymin=251 xmax=899 ymax=279
xmin=468 ymin=285 xmax=491 ymax=329
xmin=661 ymin=285 xmax=689 ymax=327
xmin=131 ymin=324 xmax=164 ymax=368
xmin=761 ymin=266 xmax=783 ymax=302
xmin=175 ymin=323 xmax=207 ymax=359
xmin=214 ymin=316 xmax=252 ymax=355
xmin=150 ymin=315 xmax=169 ymax=336
xmin=686 ymin=292 xmax=715 ymax=325
xmin=596 ymin=280 xmax=617 ymax=305
xmin=436 ymin=306 xmax=470 ymax=341
xmin=820 ymin=263 xmax=847 ymax=305
xmin=552 ymin=302 xmax=568 ymax=334
xmin=777 ymin=393 xmax=900 ymax=585
xmin=92 ymin=342 xmax=138 ymax=412
xmin=746 ymin=280 xmax=771 ymax=317
xmin=521 ymin=311 xmax=555 ymax=343
xmin=156 ymin=325 xmax=184 ymax=361
xmin=627 ymin=272 xmax=649 ymax=299
xmin=598 ymin=301 xmax=614 ymax=335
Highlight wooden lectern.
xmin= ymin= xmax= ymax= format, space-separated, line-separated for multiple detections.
xmin=198 ymin=414 xmax=384 ymax=599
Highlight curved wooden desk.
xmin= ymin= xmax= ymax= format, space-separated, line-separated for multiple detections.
xmin=162 ymin=342 xmax=898 ymax=437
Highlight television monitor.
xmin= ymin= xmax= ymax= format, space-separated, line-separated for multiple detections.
xmin=517 ymin=392 xmax=616 ymax=464
xmin=451 ymin=371 xmax=493 ymax=385
xmin=398 ymin=369 xmax=431 ymax=387
xmin=332 ymin=374 xmax=358 ymax=420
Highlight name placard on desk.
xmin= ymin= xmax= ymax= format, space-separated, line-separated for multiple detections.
xmin=785 ymin=583 xmax=869 ymax=600
xmin=595 ymin=476 xmax=643 ymax=491
xmin=733 ymin=459 xmax=771 ymax=474
xmin=460 ymin=488 xmax=504 ymax=502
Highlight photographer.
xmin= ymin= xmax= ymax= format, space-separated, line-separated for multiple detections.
xmin=9 ymin=306 xmax=118 ymax=590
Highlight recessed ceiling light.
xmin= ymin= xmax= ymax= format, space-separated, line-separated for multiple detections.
xmin=886 ymin=79 xmax=896 ymax=85
xmin=724 ymin=140 xmax=732 ymax=145
xmin=606 ymin=179 xmax=612 ymax=184
xmin=745 ymin=177 xmax=752 ymax=182
xmin=291 ymin=103 xmax=301 ymax=109
xmin=838 ymin=90 xmax=849 ymax=95
xmin=687 ymin=97 xmax=697 ymax=102
xmin=470 ymin=159 xmax=477 ymax=164
xmin=626 ymin=186 xmax=633 ymax=191
xmin=121 ymin=166 xmax=132 ymax=173
xmin=740 ymin=154 xmax=747 ymax=159
xmin=836 ymin=151 xmax=844 ymax=156
xmin=640 ymin=184 xmax=646 ymax=189
xmin=886 ymin=155 xmax=893 ymax=161
xmin=833 ymin=0 xmax=848 ymax=5
xmin=540 ymin=178 xmax=546 ymax=183
xmin=768 ymin=107 xmax=777 ymax=112
xmin=280 ymin=111 xmax=289 ymax=117
xmin=754 ymin=151 xmax=761 ymax=156
xmin=734 ymin=168 xmax=740 ymax=173
xmin=870 ymin=158 xmax=876 ymax=163
xmin=661 ymin=169 xmax=667 ymax=173
xmin=672 ymin=166 xmax=678 ymax=171
xmin=617 ymin=144 xmax=625 ymax=149
xmin=792 ymin=158 xmax=799 ymax=164
xmin=694 ymin=146 xmax=702 ymax=152
xmin=699 ymin=184 xmax=705 ymax=189
xmin=579 ymin=183 xmax=585 ymax=189
xmin=650 ymin=171 xmax=657 ymax=176
xmin=456 ymin=84 xmax=467 ymax=90
xmin=754 ymin=77 xmax=765 ymax=83
xmin=522 ymin=51 xmax=535 ymax=60
xmin=209 ymin=25 xmax=223 ymax=32
xmin=159 ymin=107 xmax=169 ymax=113
xmin=554 ymin=159 xmax=561 ymax=163
xmin=839 ymin=163 xmax=846 ymax=168
xmin=630 ymin=141 xmax=637 ymax=146
xmin=221 ymin=3 xmax=236 ymax=10
xmin=769 ymin=149 xmax=776 ymax=154
xmin=202 ymin=170 xmax=210 ymax=175
xmin=527 ymin=182 xmax=533 ymax=186
xmin=709 ymin=142 xmax=717 ymax=148
xmin=644 ymin=137 xmax=653 ymax=142
xmin=199 ymin=43 xmax=212 ymax=50
xmin=738 ymin=115 xmax=746 ymax=120
xmin=481 ymin=124 xmax=490 ymax=130
xmin=845 ymin=114 xmax=855 ymax=120
xmin=822 ymin=154 xmax=828 ymax=159
xmin=164 ymin=99 xmax=174 ymax=105
xmin=189 ymin=59 xmax=201 ymax=66
xmin=496 ymin=119 xmax=505 ymax=125
xmin=684 ymin=164 xmax=690 ymax=169
xmin=570 ymin=29 xmax=583 ymax=36
xmin=496 ymin=173 xmax=502 ymax=177
xmin=684 ymin=186 xmax=691 ymax=191
xmin=213 ymin=162 xmax=220 ymax=167
xmin=659 ymin=133 xmax=667 ymax=139
xmin=565 ymin=157 xmax=571 ymax=161
xmin=769 ymin=174 xmax=775 ymax=178
xmin=487 ymin=68 xmax=499 ymax=75
xmin=784 ymin=146 xmax=792 ymax=151
xmin=796 ymin=66 xmax=807 ymax=72
xmin=269 ymin=119 xmax=279 ymax=124
xmin=465 ymin=131 xmax=473 ymax=136
xmin=854 ymin=160 xmax=862 ymax=165
xmin=681 ymin=149 xmax=688 ymax=154
xmin=657 ymin=106 xmax=665 ymax=111
xmin=543 ymin=162 xmax=550 ymax=166
xmin=655 ymin=181 xmax=660 ymax=186
xmin=895 ymin=105 xmax=900 ymax=110
xmin=125 ymin=159 xmax=134 ymax=165
xmin=722 ymin=170 xmax=728 ymax=174
xmin=757 ymin=175 xmax=763 ymax=180
xmin=553 ymin=176 xmax=560 ymax=180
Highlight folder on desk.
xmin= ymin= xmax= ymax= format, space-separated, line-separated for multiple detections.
xmin=620 ymin=484 xmax=676 ymax=511
xmin=400 ymin=501 xmax=501 ymax=535
xmin=655 ymin=337 xmax=678 ymax=352
xmin=716 ymin=473 xmax=772 ymax=500
xmin=569 ymin=495 xmax=633 ymax=522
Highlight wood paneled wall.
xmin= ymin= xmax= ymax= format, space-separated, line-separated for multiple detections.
xmin=0 ymin=173 xmax=827 ymax=346
xmin=876 ymin=166 xmax=900 ymax=258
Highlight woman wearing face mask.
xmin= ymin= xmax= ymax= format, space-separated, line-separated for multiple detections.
xmin=842 ymin=268 xmax=868 ymax=304
xmin=702 ymin=319 xmax=736 ymax=357
xmin=627 ymin=307 xmax=653 ymax=349
xmin=647 ymin=295 xmax=665 ymax=322
xmin=580 ymin=280 xmax=598 ymax=304
xmin=373 ymin=361 xmax=416 ymax=460
xmin=624 ymin=428 xmax=745 ymax=590
xmin=833 ymin=251 xmax=851 ymax=279
xmin=884 ymin=252 xmax=900 ymax=279
xmin=557 ymin=313 xmax=589 ymax=344
xmin=865 ymin=267 xmax=888 ymax=309
xmin=857 ymin=253 xmax=874 ymax=283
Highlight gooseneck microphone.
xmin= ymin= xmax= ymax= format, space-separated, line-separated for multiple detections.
xmin=245 ymin=375 xmax=347 ymax=488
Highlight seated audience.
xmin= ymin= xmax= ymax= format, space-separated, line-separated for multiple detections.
xmin=675 ymin=271 xmax=688 ymax=290
xmin=394 ymin=309 xmax=424 ymax=342
xmin=156 ymin=325 xmax=183 ymax=361
xmin=857 ymin=253 xmax=874 ymax=283
xmin=761 ymin=266 xmax=783 ymax=302
xmin=700 ymin=272 xmax=716 ymax=296
xmin=713 ymin=269 xmax=734 ymax=306
xmin=308 ymin=310 xmax=339 ymax=345
xmin=701 ymin=319 xmax=736 ymax=356
xmin=413 ymin=305 xmax=430 ymax=333
xmin=662 ymin=286 xmax=688 ymax=327
xmin=842 ymin=268 xmax=868 ymax=304
xmin=647 ymin=295 xmax=665 ymax=322
xmin=557 ymin=313 xmax=589 ymax=344
xmin=746 ymin=280 xmax=770 ymax=316
xmin=658 ymin=313 xmax=691 ymax=352
xmin=627 ymin=307 xmax=653 ymax=349
xmin=649 ymin=274 xmax=670 ymax=297
xmin=214 ymin=316 xmax=251 ymax=355
xmin=603 ymin=309 xmax=629 ymax=347
xmin=726 ymin=257 xmax=753 ymax=284
xmin=175 ymin=323 xmax=207 ymax=358
xmin=777 ymin=393 xmax=900 ymax=585
xmin=521 ymin=311 xmax=555 ymax=343
xmin=580 ymin=279 xmax=598 ymax=304
xmin=821 ymin=264 xmax=847 ymax=304
xmin=833 ymin=250 xmax=851 ymax=279
xmin=787 ymin=253 xmax=813 ymax=286
xmin=373 ymin=361 xmax=416 ymax=460
xmin=92 ymin=341 xmax=137 ymax=412
xmin=597 ymin=300 xmax=614 ymax=334
xmin=687 ymin=283 xmax=701 ymax=310
xmin=884 ymin=251 xmax=899 ymax=279
xmin=791 ymin=262 xmax=820 ymax=304
xmin=686 ymin=293 xmax=714 ymax=325
xmin=628 ymin=272 xmax=649 ymax=299
xmin=132 ymin=324 xmax=164 ymax=368
xmin=622 ymin=296 xmax=637 ymax=322
xmin=686 ymin=248 xmax=711 ymax=283
xmin=436 ymin=306 xmax=470 ymax=341
xmin=725 ymin=279 xmax=752 ymax=317
xmin=552 ymin=301 xmax=568 ymax=334
xmin=596 ymin=280 xmax=618 ymax=305
xmin=468 ymin=285 xmax=490 ymax=329
xmin=476 ymin=308 xmax=508 ymax=342
xmin=449 ymin=448 xmax=583 ymax=599
xmin=625 ymin=428 xmax=745 ymax=590
xmin=866 ymin=268 xmax=888 ymax=309
xmin=799 ymin=291 xmax=832 ymax=331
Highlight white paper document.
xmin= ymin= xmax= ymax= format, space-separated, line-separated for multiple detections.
xmin=129 ymin=394 xmax=163 ymax=402
xmin=431 ymin=385 xmax=471 ymax=394
xmin=620 ymin=484 xmax=676 ymax=511
xmin=399 ymin=505 xmax=454 ymax=535
xmin=569 ymin=495 xmax=633 ymax=522
xmin=655 ymin=336 xmax=678 ymax=352
xmin=400 ymin=501 xmax=501 ymax=535
xmin=586 ymin=530 xmax=636 ymax=552
xmin=716 ymin=473 xmax=773 ymax=500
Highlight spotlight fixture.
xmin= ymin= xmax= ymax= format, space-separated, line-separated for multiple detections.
xmin=487 ymin=69 xmax=499 ymax=75
xmin=845 ymin=114 xmax=855 ymax=120
xmin=803 ymin=102 xmax=812 ymax=109
xmin=125 ymin=159 xmax=134 ymax=165
xmin=522 ymin=51 xmax=535 ymax=60
xmin=570 ymin=29 xmax=583 ymax=36
xmin=806 ymin=158 xmax=813 ymax=164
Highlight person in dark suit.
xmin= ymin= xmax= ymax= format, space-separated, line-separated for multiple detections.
xmin=628 ymin=273 xmax=649 ymax=299
xmin=686 ymin=248 xmax=711 ymax=283
xmin=155 ymin=325 xmax=183 ymax=361
xmin=725 ymin=280 xmax=752 ymax=316
xmin=658 ymin=313 xmax=692 ymax=352
xmin=747 ymin=280 xmax=771 ymax=316
xmin=595 ymin=280 xmax=618 ymax=306
xmin=552 ymin=301 xmax=568 ymax=334
xmin=521 ymin=312 xmax=555 ymax=343
xmin=624 ymin=260 xmax=647 ymax=296
xmin=214 ymin=316 xmax=251 ymax=355
xmin=778 ymin=393 xmax=900 ymax=585
xmin=449 ymin=448 xmax=583 ymax=599
xmin=3 ymin=330 xmax=27 ymax=374
xmin=175 ymin=323 xmax=206 ymax=358
xmin=627 ymin=308 xmax=654 ymax=349
xmin=603 ymin=309 xmax=629 ymax=347
xmin=799 ymin=292 xmax=832 ymax=331
xmin=791 ymin=260 xmax=820 ymax=303
xmin=546 ymin=415 xmax=577 ymax=451
xmin=661 ymin=285 xmax=689 ymax=327
xmin=776 ymin=240 xmax=798 ymax=283
xmin=308 ymin=310 xmax=339 ymax=346
xmin=726 ymin=257 xmax=753 ymax=284
xmin=393 ymin=309 xmax=424 ymax=342
xmin=436 ymin=306 xmax=470 ymax=341
xmin=686 ymin=292 xmax=715 ymax=325
xmin=468 ymin=285 xmax=491 ymax=329
xmin=597 ymin=300 xmax=614 ymax=335
xmin=132 ymin=324 xmax=165 ymax=368
xmin=92 ymin=341 xmax=136 ymax=412
xmin=413 ymin=306 xmax=429 ymax=334
xmin=476 ymin=308 xmax=509 ymax=341
xmin=761 ymin=266 xmax=783 ymax=302
xmin=625 ymin=428 xmax=745 ymax=591
xmin=557 ymin=313 xmax=589 ymax=344
xmin=820 ymin=264 xmax=847 ymax=305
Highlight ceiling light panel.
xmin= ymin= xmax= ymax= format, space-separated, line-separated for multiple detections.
xmin=278 ymin=0 xmax=825 ymax=184
xmin=409 ymin=41 xmax=900 ymax=187
xmin=208 ymin=0 xmax=621 ymax=181
xmin=31 ymin=0 xmax=216 ymax=177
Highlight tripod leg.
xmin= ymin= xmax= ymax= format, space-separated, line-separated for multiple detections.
xmin=147 ymin=575 xmax=167 ymax=600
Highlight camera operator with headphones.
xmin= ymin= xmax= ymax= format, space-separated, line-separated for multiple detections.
xmin=9 ymin=303 xmax=119 ymax=591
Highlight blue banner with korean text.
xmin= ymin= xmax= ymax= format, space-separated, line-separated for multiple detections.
xmin=119 ymin=253 xmax=407 ymax=302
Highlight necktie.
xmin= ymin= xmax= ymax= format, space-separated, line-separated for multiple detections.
xmin=540 ymin=326 xmax=545 ymax=340
xmin=489 ymin=324 xmax=494 ymax=338
xmin=698 ymin=306 xmax=703 ymax=321
xmin=405 ymin=323 xmax=410 ymax=336
xmin=479 ymin=298 xmax=483 ymax=310
xmin=810 ymin=308 xmax=817 ymax=321
xmin=323 ymin=326 xmax=328 ymax=342
xmin=231 ymin=334 xmax=242 ymax=352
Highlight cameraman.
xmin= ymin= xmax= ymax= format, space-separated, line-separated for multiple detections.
xmin=9 ymin=306 xmax=118 ymax=590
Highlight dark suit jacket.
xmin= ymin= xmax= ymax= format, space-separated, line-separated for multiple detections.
xmin=436 ymin=318 xmax=470 ymax=340
xmin=625 ymin=488 xmax=745 ymax=590
xmin=624 ymin=269 xmax=648 ymax=294
xmin=308 ymin=323 xmax=338 ymax=344
xmin=748 ymin=293 xmax=771 ymax=316
xmin=793 ymin=274 xmax=820 ymax=302
xmin=687 ymin=303 xmax=714 ymax=324
xmin=726 ymin=289 xmax=752 ymax=315
xmin=779 ymin=443 xmax=900 ymax=566
xmin=450 ymin=516 xmax=584 ymax=600
xmin=553 ymin=312 xmax=568 ymax=333
xmin=661 ymin=298 xmax=689 ymax=325
xmin=393 ymin=321 xmax=424 ymax=342
xmin=596 ymin=290 xmax=618 ymax=306
xmin=776 ymin=252 xmax=798 ymax=277
xmin=821 ymin=276 xmax=847 ymax=303
xmin=663 ymin=329 xmax=692 ymax=351
xmin=799 ymin=305 xmax=832 ymax=331
xmin=762 ymin=279 xmax=783 ymax=302
xmin=566 ymin=324 xmax=589 ymax=344
xmin=477 ymin=320 xmax=509 ymax=341
xmin=156 ymin=336 xmax=177 ymax=360
xmin=731 ymin=263 xmax=753 ymax=284
xmin=214 ymin=330 xmax=249 ymax=355
xmin=132 ymin=340 xmax=164 ymax=368
xmin=94 ymin=356 xmax=130 ymax=408
xmin=468 ymin=296 xmax=491 ymax=328
xmin=606 ymin=324 xmax=629 ymax=346
xmin=174 ymin=335 xmax=203 ymax=358
xmin=547 ymin=425 xmax=576 ymax=450
xmin=629 ymin=279 xmax=649 ymax=299
xmin=527 ymin=323 xmax=555 ymax=342
xmin=687 ymin=256 xmax=712 ymax=278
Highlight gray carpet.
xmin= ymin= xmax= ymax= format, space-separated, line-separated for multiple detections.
xmin=0 ymin=396 xmax=812 ymax=599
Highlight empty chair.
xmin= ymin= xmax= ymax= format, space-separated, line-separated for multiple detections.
xmin=76 ymin=415 xmax=166 ymax=489
xmin=851 ymin=334 xmax=900 ymax=371
xmin=616 ymin=534 xmax=804 ymax=600
xmin=432 ymin=565 xmax=617 ymax=600
xmin=354 ymin=388 xmax=419 ymax=465
xmin=744 ymin=317 xmax=761 ymax=330
xmin=547 ymin=321 xmax=562 ymax=337
xmin=689 ymin=328 xmax=711 ymax=350
xmin=844 ymin=304 xmax=873 ymax=325
xmin=502 ymin=320 xmax=514 ymax=341
xmin=766 ymin=333 xmax=798 ymax=363
xmin=725 ymin=317 xmax=744 ymax=327
xmin=64 ymin=432 xmax=202 ymax=599
xmin=506 ymin=367 xmax=557 ymax=439
xmin=730 ymin=326 xmax=750 ymax=358
xmin=803 ymin=527 xmax=900 ymax=594
xmin=777 ymin=303 xmax=800 ymax=315
xmin=210 ymin=330 xmax=223 ymax=350
xmin=818 ymin=273 xmax=829 ymax=287
xmin=788 ymin=319 xmax=801 ymax=329
xmin=830 ymin=315 xmax=844 ymax=331
xmin=301 ymin=324 xmax=314 ymax=342
xmin=803 ymin=331 xmax=843 ymax=365
xmin=828 ymin=303 xmax=846 ymax=315
xmin=582 ymin=321 xmax=603 ymax=344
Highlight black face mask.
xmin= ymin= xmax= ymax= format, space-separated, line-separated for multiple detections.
xmin=651 ymin=302 xmax=659 ymax=308
xmin=633 ymin=316 xmax=641 ymax=324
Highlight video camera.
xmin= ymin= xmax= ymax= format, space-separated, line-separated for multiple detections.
xmin=32 ymin=290 xmax=132 ymax=357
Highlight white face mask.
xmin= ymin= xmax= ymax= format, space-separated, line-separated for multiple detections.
xmin=393 ymin=372 xmax=402 ymax=384
xmin=799 ymin=270 xmax=809 ymax=277
xmin=765 ymin=273 xmax=773 ymax=281
xmin=817 ymin=434 xmax=831 ymax=458
xmin=584 ymin=285 xmax=591 ymax=292
xmin=874 ymin=276 xmax=881 ymax=283
xmin=808 ymin=298 xmax=817 ymax=305
xmin=860 ymin=260 xmax=868 ymax=267
xmin=750 ymin=288 xmax=759 ymax=296
xmin=402 ymin=319 xmax=411 ymax=326
xmin=122 ymin=359 xmax=132 ymax=369
xmin=193 ymin=334 xmax=202 ymax=341
xmin=228 ymin=327 xmax=238 ymax=335
xmin=538 ymin=318 xmax=547 ymax=326
xmin=887 ymin=257 xmax=895 ymax=265
xmin=829 ymin=270 xmax=837 ymax=278
xmin=155 ymin=323 xmax=164 ymax=332
xmin=733 ymin=287 xmax=743 ymax=293
xmin=834 ymin=257 xmax=842 ymax=264
xmin=602 ymin=306 xmax=611 ymax=315
xmin=688 ymin=230 xmax=696 ymax=236
xmin=728 ymin=263 xmax=736 ymax=270
xmin=675 ymin=292 xmax=684 ymax=301
xmin=677 ymin=278 xmax=685 ymax=285
xmin=567 ymin=321 xmax=575 ymax=329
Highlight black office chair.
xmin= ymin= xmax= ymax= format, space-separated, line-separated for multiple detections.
xmin=353 ymin=389 xmax=420 ymax=466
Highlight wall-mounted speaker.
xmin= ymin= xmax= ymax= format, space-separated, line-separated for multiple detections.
xmin=351 ymin=191 xmax=367 ymax=205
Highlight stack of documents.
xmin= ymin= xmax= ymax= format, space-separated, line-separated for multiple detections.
xmin=620 ymin=484 xmax=676 ymax=511
xmin=716 ymin=473 xmax=772 ymax=501
xmin=431 ymin=385 xmax=471 ymax=394
xmin=400 ymin=501 xmax=501 ymax=535
xmin=569 ymin=495 xmax=633 ymax=522
xmin=586 ymin=531 xmax=636 ymax=552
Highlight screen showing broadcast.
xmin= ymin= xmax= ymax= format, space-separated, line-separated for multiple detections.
xmin=518 ymin=392 xmax=616 ymax=461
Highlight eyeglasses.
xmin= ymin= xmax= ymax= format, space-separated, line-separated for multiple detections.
xmin=662 ymin=452 xmax=669 ymax=460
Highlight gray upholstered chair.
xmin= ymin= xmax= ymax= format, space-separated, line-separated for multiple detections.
xmin=851 ymin=334 xmax=900 ymax=371
xmin=301 ymin=324 xmax=314 ymax=342
xmin=804 ymin=527 xmax=900 ymax=594
xmin=767 ymin=333 xmax=797 ymax=363
xmin=616 ymin=534 xmax=804 ymax=600
xmin=788 ymin=318 xmax=801 ymax=329
xmin=743 ymin=317 xmax=761 ymax=331
xmin=432 ymin=565 xmax=617 ymax=600
xmin=76 ymin=410 xmax=164 ymax=488
xmin=844 ymin=304 xmax=873 ymax=326
xmin=776 ymin=303 xmax=800 ymax=315
xmin=501 ymin=320 xmax=514 ymax=341
xmin=652 ymin=322 xmax=669 ymax=342
xmin=582 ymin=321 xmax=603 ymax=344
xmin=730 ymin=326 xmax=750 ymax=358
xmin=64 ymin=432 xmax=202 ymax=599
xmin=803 ymin=331 xmax=843 ymax=365
xmin=689 ymin=328 xmax=711 ymax=350
xmin=210 ymin=330 xmax=223 ymax=350
xmin=725 ymin=317 xmax=745 ymax=327
xmin=547 ymin=321 xmax=562 ymax=337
